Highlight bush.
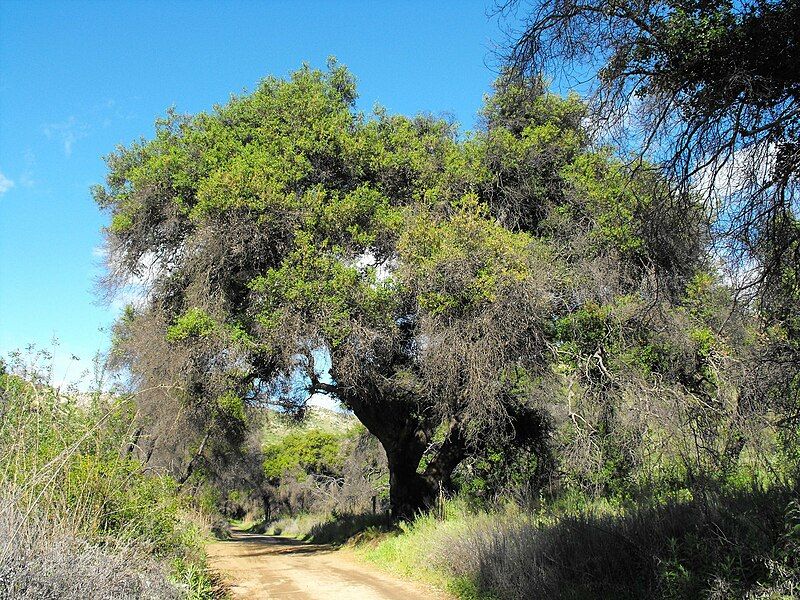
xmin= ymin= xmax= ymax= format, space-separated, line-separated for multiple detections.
xmin=0 ymin=353 xmax=220 ymax=599
xmin=0 ymin=498 xmax=180 ymax=600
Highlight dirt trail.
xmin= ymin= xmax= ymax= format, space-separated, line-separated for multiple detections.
xmin=206 ymin=529 xmax=447 ymax=600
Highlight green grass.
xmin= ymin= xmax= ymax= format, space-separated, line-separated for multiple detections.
xmin=0 ymin=366 xmax=225 ymax=599
xmin=348 ymin=489 xmax=800 ymax=600
xmin=352 ymin=502 xmax=509 ymax=598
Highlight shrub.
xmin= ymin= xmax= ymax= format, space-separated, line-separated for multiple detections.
xmin=354 ymin=489 xmax=800 ymax=600
xmin=0 ymin=352 xmax=220 ymax=599
xmin=0 ymin=498 xmax=180 ymax=600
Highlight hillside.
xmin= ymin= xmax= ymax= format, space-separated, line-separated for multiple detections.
xmin=262 ymin=406 xmax=360 ymax=446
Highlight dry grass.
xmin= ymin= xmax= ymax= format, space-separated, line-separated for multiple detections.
xmin=0 ymin=354 xmax=219 ymax=599
xmin=0 ymin=496 xmax=180 ymax=600
xmin=354 ymin=490 xmax=800 ymax=600
xmin=445 ymin=491 xmax=800 ymax=598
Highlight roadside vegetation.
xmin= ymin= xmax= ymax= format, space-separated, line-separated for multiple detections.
xmin=354 ymin=489 xmax=800 ymax=599
xmin=0 ymin=350 xmax=224 ymax=599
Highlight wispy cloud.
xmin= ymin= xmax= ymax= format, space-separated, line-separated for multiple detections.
xmin=18 ymin=171 xmax=35 ymax=188
xmin=19 ymin=149 xmax=36 ymax=187
xmin=42 ymin=116 xmax=89 ymax=157
xmin=0 ymin=170 xmax=14 ymax=195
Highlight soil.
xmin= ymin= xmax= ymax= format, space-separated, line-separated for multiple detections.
xmin=206 ymin=529 xmax=449 ymax=600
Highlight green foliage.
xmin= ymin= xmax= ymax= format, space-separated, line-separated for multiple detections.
xmin=555 ymin=299 xmax=620 ymax=358
xmin=263 ymin=429 xmax=343 ymax=482
xmin=0 ymin=364 xmax=219 ymax=598
xmin=170 ymin=557 xmax=223 ymax=600
xmin=454 ymin=445 xmax=543 ymax=506
xmin=166 ymin=308 xmax=216 ymax=342
xmin=216 ymin=391 xmax=246 ymax=423
xmin=252 ymin=233 xmax=398 ymax=347
xmin=109 ymin=212 xmax=134 ymax=234
xmin=399 ymin=197 xmax=539 ymax=315
xmin=562 ymin=152 xmax=651 ymax=256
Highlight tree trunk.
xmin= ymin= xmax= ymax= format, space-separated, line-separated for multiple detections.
xmin=421 ymin=418 xmax=467 ymax=493
xmin=318 ymin=375 xmax=469 ymax=521
xmin=177 ymin=429 xmax=211 ymax=485
xmin=383 ymin=422 xmax=469 ymax=520
xmin=385 ymin=447 xmax=437 ymax=520
xmin=262 ymin=493 xmax=272 ymax=522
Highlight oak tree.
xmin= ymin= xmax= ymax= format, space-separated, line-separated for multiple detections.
xmin=96 ymin=62 xmax=703 ymax=518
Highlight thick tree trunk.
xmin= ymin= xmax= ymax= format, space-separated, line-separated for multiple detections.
xmin=317 ymin=374 xmax=469 ymax=521
xmin=382 ymin=420 xmax=469 ymax=520
xmin=385 ymin=448 xmax=437 ymax=520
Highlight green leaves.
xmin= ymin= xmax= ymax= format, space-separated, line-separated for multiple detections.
xmin=216 ymin=391 xmax=246 ymax=424
xmin=263 ymin=429 xmax=343 ymax=482
xmin=399 ymin=197 xmax=537 ymax=316
xmin=561 ymin=152 xmax=650 ymax=256
xmin=166 ymin=308 xmax=216 ymax=342
xmin=555 ymin=300 xmax=620 ymax=358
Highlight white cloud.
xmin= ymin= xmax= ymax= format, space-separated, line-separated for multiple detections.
xmin=42 ymin=116 xmax=89 ymax=157
xmin=693 ymin=142 xmax=776 ymax=204
xmin=0 ymin=171 xmax=13 ymax=195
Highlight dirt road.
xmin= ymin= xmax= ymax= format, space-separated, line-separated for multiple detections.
xmin=206 ymin=529 xmax=447 ymax=600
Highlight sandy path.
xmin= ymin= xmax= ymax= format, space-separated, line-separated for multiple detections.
xmin=206 ymin=529 xmax=447 ymax=600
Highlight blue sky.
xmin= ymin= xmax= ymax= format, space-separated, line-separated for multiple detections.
xmin=0 ymin=0 xmax=515 ymax=383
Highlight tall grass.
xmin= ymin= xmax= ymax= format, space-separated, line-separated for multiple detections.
xmin=355 ymin=490 xmax=800 ymax=599
xmin=0 ymin=496 xmax=180 ymax=599
xmin=0 ymin=353 xmax=221 ymax=599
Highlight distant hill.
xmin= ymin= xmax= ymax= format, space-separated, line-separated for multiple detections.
xmin=262 ymin=406 xmax=360 ymax=446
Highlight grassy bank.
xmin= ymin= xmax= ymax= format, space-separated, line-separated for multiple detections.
xmin=349 ymin=489 xmax=800 ymax=600
xmin=259 ymin=487 xmax=800 ymax=599
xmin=0 ymin=364 xmax=224 ymax=599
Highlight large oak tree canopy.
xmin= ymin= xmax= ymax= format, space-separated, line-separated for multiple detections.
xmin=96 ymin=62 xmax=702 ymax=518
